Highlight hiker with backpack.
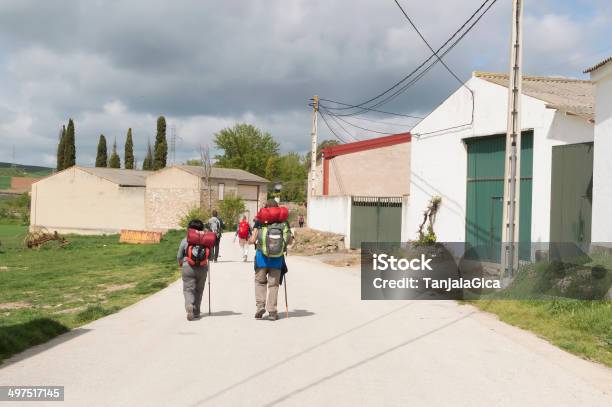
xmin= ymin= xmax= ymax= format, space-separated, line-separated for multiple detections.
xmin=234 ymin=215 xmax=252 ymax=262
xmin=249 ymin=200 xmax=293 ymax=321
xmin=208 ymin=210 xmax=225 ymax=262
xmin=177 ymin=219 xmax=216 ymax=321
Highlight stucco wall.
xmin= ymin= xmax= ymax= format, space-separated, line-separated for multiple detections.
xmin=404 ymin=76 xmax=594 ymax=244
xmin=591 ymin=65 xmax=612 ymax=243
xmin=30 ymin=167 xmax=146 ymax=234
xmin=326 ymin=142 xmax=410 ymax=196
xmin=307 ymin=195 xmax=351 ymax=242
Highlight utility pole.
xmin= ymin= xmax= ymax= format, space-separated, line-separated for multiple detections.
xmin=502 ymin=0 xmax=524 ymax=277
xmin=309 ymin=95 xmax=319 ymax=196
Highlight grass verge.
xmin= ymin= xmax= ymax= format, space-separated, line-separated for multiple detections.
xmin=472 ymin=299 xmax=611 ymax=367
xmin=0 ymin=224 xmax=181 ymax=363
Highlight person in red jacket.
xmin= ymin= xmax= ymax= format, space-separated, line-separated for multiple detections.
xmin=234 ymin=216 xmax=252 ymax=261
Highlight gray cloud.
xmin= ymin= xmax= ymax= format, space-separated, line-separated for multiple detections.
xmin=0 ymin=0 xmax=610 ymax=166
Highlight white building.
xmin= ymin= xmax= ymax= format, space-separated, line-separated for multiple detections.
xmin=403 ymin=72 xmax=594 ymax=262
xmin=585 ymin=57 xmax=612 ymax=245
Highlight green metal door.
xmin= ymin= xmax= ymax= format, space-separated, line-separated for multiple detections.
xmin=350 ymin=197 xmax=402 ymax=248
xmin=465 ymin=132 xmax=533 ymax=262
xmin=550 ymin=142 xmax=593 ymax=244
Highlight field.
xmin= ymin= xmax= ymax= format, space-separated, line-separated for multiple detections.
xmin=0 ymin=223 xmax=182 ymax=363
xmin=0 ymin=162 xmax=53 ymax=179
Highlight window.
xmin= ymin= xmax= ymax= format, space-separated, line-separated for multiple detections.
xmin=218 ymin=183 xmax=225 ymax=200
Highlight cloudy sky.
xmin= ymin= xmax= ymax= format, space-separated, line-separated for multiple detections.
xmin=0 ymin=0 xmax=611 ymax=167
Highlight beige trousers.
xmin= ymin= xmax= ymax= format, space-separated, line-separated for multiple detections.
xmin=255 ymin=267 xmax=281 ymax=313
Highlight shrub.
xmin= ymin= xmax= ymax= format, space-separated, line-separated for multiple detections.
xmin=179 ymin=206 xmax=212 ymax=229
xmin=219 ymin=195 xmax=246 ymax=230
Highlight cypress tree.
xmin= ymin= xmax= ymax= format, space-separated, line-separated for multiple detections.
xmin=153 ymin=116 xmax=167 ymax=170
xmin=95 ymin=134 xmax=108 ymax=167
xmin=124 ymin=128 xmax=134 ymax=169
xmin=143 ymin=140 xmax=153 ymax=170
xmin=56 ymin=125 xmax=66 ymax=171
xmin=63 ymin=118 xmax=76 ymax=169
xmin=109 ymin=139 xmax=121 ymax=168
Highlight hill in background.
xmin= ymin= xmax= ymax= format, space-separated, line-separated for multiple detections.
xmin=0 ymin=162 xmax=53 ymax=179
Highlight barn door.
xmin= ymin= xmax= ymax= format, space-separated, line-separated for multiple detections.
xmin=465 ymin=132 xmax=533 ymax=263
xmin=550 ymin=142 xmax=593 ymax=245
xmin=350 ymin=197 xmax=402 ymax=248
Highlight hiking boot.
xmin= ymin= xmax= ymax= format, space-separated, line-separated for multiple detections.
xmin=254 ymin=308 xmax=265 ymax=319
xmin=186 ymin=305 xmax=194 ymax=321
xmin=267 ymin=312 xmax=279 ymax=321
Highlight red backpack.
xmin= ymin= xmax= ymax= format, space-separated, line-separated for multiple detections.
xmin=186 ymin=228 xmax=216 ymax=266
xmin=238 ymin=221 xmax=250 ymax=239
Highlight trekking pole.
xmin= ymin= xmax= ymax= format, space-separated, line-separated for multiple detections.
xmin=208 ymin=262 xmax=212 ymax=316
xmin=284 ymin=275 xmax=289 ymax=319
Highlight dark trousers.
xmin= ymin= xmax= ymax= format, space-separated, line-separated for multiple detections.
xmin=212 ymin=234 xmax=221 ymax=261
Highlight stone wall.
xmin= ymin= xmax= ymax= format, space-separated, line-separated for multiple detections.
xmin=145 ymin=187 xmax=200 ymax=230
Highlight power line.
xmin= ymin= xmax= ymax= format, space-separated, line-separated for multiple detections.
xmin=318 ymin=110 xmax=350 ymax=143
xmin=319 ymin=0 xmax=496 ymax=114
xmin=321 ymin=107 xmax=400 ymax=135
xmin=316 ymin=99 xmax=424 ymax=118
xmin=393 ymin=0 xmax=467 ymax=88
xmin=323 ymin=110 xmax=361 ymax=141
xmin=361 ymin=0 xmax=498 ymax=113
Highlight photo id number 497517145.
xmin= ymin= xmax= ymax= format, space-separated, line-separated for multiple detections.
xmin=0 ymin=386 xmax=64 ymax=401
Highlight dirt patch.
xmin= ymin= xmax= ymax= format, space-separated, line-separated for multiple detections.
xmin=323 ymin=253 xmax=361 ymax=267
xmin=54 ymin=306 xmax=86 ymax=315
xmin=102 ymin=283 xmax=136 ymax=293
xmin=290 ymin=228 xmax=345 ymax=256
xmin=0 ymin=301 xmax=30 ymax=310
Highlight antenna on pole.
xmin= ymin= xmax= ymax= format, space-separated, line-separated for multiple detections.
xmin=170 ymin=125 xmax=177 ymax=165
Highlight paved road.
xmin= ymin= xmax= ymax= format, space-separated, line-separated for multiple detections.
xmin=1 ymin=233 xmax=611 ymax=406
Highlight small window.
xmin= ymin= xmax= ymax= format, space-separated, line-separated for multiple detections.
xmin=218 ymin=183 xmax=225 ymax=200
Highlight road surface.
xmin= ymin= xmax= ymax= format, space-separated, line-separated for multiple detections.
xmin=1 ymin=233 xmax=611 ymax=406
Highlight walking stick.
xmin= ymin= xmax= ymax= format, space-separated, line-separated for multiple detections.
xmin=208 ymin=261 xmax=212 ymax=316
xmin=284 ymin=275 xmax=289 ymax=319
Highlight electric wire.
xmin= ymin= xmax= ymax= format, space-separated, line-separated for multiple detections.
xmin=319 ymin=0 xmax=496 ymax=114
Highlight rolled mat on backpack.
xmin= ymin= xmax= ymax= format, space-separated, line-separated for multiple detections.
xmin=187 ymin=229 xmax=217 ymax=247
xmin=256 ymin=207 xmax=289 ymax=224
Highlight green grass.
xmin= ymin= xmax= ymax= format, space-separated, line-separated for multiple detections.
xmin=468 ymin=252 xmax=612 ymax=367
xmin=473 ymin=299 xmax=611 ymax=367
xmin=0 ymin=224 xmax=181 ymax=363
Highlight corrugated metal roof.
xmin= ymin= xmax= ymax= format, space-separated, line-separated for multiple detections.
xmin=583 ymin=56 xmax=612 ymax=74
xmin=175 ymin=165 xmax=269 ymax=183
xmin=474 ymin=71 xmax=594 ymax=122
xmin=79 ymin=167 xmax=152 ymax=186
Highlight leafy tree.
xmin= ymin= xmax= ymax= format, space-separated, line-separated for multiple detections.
xmin=265 ymin=156 xmax=281 ymax=181
xmin=109 ymin=139 xmax=121 ymax=168
xmin=305 ymin=139 xmax=340 ymax=171
xmin=56 ymin=126 xmax=66 ymax=171
xmin=95 ymin=135 xmax=108 ymax=167
xmin=218 ymin=195 xmax=246 ymax=230
xmin=153 ymin=116 xmax=167 ymax=170
xmin=213 ymin=124 xmax=279 ymax=177
xmin=142 ymin=140 xmax=154 ymax=170
xmin=276 ymin=153 xmax=309 ymax=202
xmin=124 ymin=128 xmax=134 ymax=169
xmin=63 ymin=119 xmax=76 ymax=169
